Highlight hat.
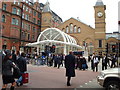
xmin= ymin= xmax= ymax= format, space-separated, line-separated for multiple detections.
xmin=4 ymin=50 xmax=12 ymax=57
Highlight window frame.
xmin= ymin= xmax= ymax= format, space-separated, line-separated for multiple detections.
xmin=98 ymin=40 xmax=102 ymax=48
xmin=3 ymin=4 xmax=7 ymax=11
xmin=12 ymin=18 xmax=19 ymax=25
xmin=12 ymin=7 xmax=17 ymax=14
xmin=2 ymin=15 xmax=6 ymax=23
xmin=69 ymin=23 xmax=73 ymax=33
xmin=74 ymin=25 xmax=77 ymax=33
xmin=66 ymin=26 xmax=69 ymax=33
xmin=17 ymin=9 xmax=21 ymax=16
xmin=78 ymin=27 xmax=81 ymax=33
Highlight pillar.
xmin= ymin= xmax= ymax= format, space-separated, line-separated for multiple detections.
xmin=37 ymin=46 xmax=39 ymax=55
xmin=64 ymin=45 xmax=67 ymax=55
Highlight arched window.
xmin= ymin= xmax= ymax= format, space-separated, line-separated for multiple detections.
xmin=2 ymin=15 xmax=5 ymax=22
xmin=69 ymin=23 xmax=73 ymax=33
xmin=12 ymin=7 xmax=17 ymax=14
xmin=66 ymin=26 xmax=69 ymax=33
xmin=74 ymin=25 xmax=77 ymax=33
xmin=78 ymin=27 xmax=81 ymax=33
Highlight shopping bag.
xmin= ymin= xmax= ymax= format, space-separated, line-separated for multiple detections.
xmin=22 ymin=73 xmax=29 ymax=83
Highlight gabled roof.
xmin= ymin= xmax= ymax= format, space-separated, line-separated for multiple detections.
xmin=95 ymin=0 xmax=104 ymax=6
xmin=60 ymin=17 xmax=95 ymax=30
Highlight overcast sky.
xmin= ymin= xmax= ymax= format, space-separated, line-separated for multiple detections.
xmin=36 ymin=0 xmax=119 ymax=33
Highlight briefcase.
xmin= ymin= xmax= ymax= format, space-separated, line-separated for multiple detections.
xmin=22 ymin=73 xmax=29 ymax=83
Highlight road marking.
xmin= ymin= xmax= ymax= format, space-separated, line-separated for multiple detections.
xmin=85 ymin=83 xmax=88 ymax=85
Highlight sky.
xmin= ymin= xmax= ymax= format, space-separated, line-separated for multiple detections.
xmin=36 ymin=0 xmax=119 ymax=33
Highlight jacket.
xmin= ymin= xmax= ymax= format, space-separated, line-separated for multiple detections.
xmin=2 ymin=60 xmax=17 ymax=76
xmin=16 ymin=56 xmax=27 ymax=73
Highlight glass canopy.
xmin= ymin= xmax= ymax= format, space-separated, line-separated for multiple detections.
xmin=26 ymin=28 xmax=81 ymax=54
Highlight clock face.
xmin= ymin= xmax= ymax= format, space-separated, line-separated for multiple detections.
xmin=97 ymin=12 xmax=103 ymax=17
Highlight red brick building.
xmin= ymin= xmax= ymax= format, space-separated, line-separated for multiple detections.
xmin=0 ymin=0 xmax=42 ymax=53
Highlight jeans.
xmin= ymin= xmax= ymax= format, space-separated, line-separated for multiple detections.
xmin=16 ymin=76 xmax=22 ymax=84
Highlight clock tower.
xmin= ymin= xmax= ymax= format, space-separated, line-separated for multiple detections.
xmin=94 ymin=0 xmax=106 ymax=55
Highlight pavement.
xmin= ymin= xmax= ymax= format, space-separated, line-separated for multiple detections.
xmin=0 ymin=58 xmax=110 ymax=89
xmin=0 ymin=64 xmax=101 ymax=89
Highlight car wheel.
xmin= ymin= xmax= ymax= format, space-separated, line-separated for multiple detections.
xmin=105 ymin=81 xmax=120 ymax=90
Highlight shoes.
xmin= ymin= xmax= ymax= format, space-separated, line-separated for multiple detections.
xmin=67 ymin=82 xmax=71 ymax=86
xmin=16 ymin=82 xmax=23 ymax=87
xmin=10 ymin=86 xmax=14 ymax=90
xmin=20 ymin=83 xmax=23 ymax=86
xmin=16 ymin=82 xmax=20 ymax=87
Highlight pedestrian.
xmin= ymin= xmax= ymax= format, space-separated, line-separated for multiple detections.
xmin=1 ymin=50 xmax=19 ymax=90
xmin=102 ymin=54 xmax=107 ymax=70
xmin=111 ymin=54 xmax=116 ymax=68
xmin=93 ymin=55 xmax=99 ymax=72
xmin=57 ymin=54 xmax=62 ymax=69
xmin=54 ymin=54 xmax=58 ymax=67
xmin=48 ymin=54 xmax=52 ymax=67
xmin=107 ymin=54 xmax=111 ymax=67
xmin=16 ymin=51 xmax=20 ymax=60
xmin=91 ymin=53 xmax=95 ymax=71
xmin=65 ymin=51 xmax=76 ymax=86
xmin=16 ymin=52 xmax=27 ymax=86
xmin=77 ymin=56 xmax=82 ymax=70
xmin=88 ymin=54 xmax=92 ymax=62
xmin=60 ymin=54 xmax=64 ymax=67
xmin=75 ymin=55 xmax=78 ymax=69
xmin=11 ymin=50 xmax=17 ymax=64
xmin=82 ymin=56 xmax=88 ymax=70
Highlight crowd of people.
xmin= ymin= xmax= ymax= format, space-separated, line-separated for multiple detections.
xmin=26 ymin=53 xmax=89 ymax=71
xmin=1 ymin=49 xmax=119 ymax=89
xmin=88 ymin=53 xmax=119 ymax=72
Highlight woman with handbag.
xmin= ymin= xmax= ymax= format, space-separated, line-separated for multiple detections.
xmin=1 ymin=50 xmax=19 ymax=90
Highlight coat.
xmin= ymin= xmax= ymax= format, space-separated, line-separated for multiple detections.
xmin=65 ymin=54 xmax=75 ymax=77
xmin=16 ymin=56 xmax=27 ymax=73
xmin=102 ymin=56 xmax=107 ymax=65
xmin=2 ymin=60 xmax=18 ymax=76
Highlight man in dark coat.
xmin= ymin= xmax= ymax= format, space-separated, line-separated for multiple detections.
xmin=65 ymin=51 xmax=75 ymax=86
xmin=102 ymin=54 xmax=108 ymax=70
xmin=16 ymin=52 xmax=27 ymax=86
